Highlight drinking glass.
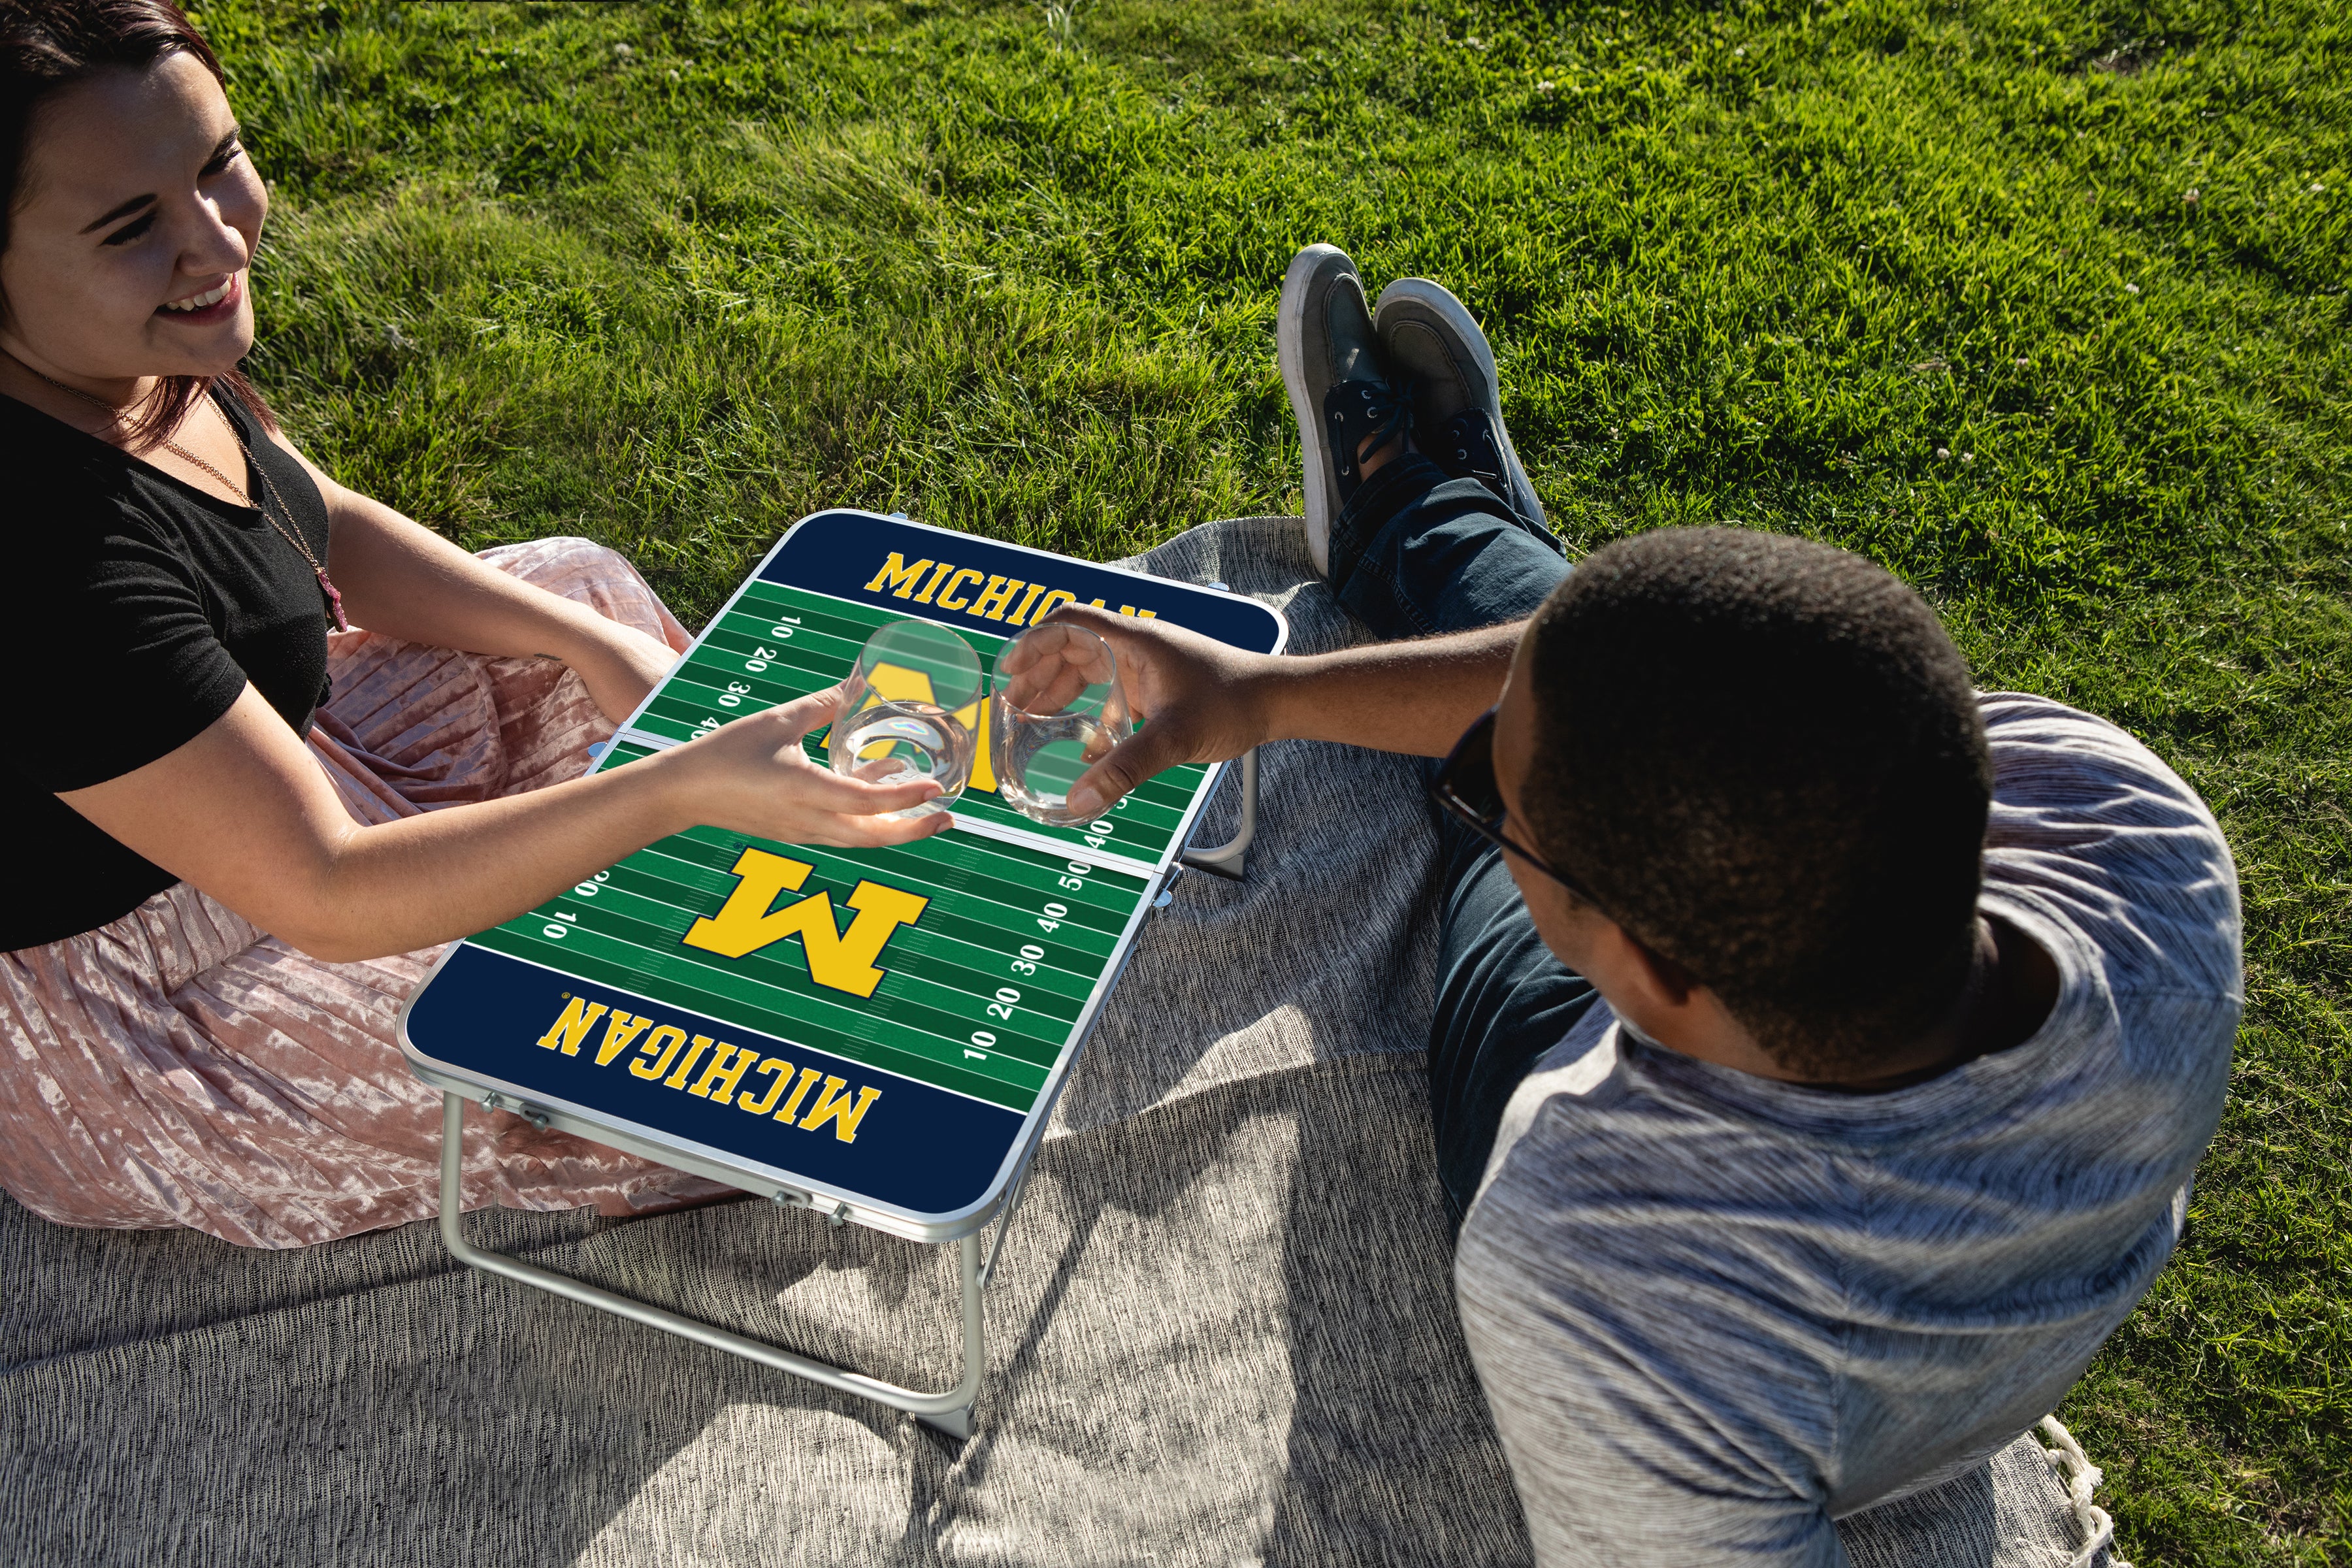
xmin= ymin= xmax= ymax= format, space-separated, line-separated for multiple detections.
xmin=990 ymin=623 xmax=1133 ymax=826
xmin=827 ymin=619 xmax=984 ymax=818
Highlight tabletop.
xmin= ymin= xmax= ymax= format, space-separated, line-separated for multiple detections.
xmin=401 ymin=512 xmax=1288 ymax=1240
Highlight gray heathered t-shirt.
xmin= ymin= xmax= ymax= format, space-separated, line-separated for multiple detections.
xmin=1454 ymin=693 xmax=2240 ymax=1567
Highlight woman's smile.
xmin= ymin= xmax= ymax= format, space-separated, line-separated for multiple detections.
xmin=157 ymin=269 xmax=242 ymax=325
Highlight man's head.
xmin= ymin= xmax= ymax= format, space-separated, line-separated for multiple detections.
xmin=1495 ymin=527 xmax=1991 ymax=1081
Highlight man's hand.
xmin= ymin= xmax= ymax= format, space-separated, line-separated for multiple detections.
xmin=1039 ymin=604 xmax=1279 ymax=819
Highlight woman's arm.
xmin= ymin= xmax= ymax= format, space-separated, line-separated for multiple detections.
xmin=278 ymin=437 xmax=678 ymax=723
xmin=59 ymin=683 xmax=943 ymax=962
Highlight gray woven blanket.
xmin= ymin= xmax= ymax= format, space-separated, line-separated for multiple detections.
xmin=0 ymin=517 xmax=2106 ymax=1566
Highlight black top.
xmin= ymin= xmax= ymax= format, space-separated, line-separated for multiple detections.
xmin=0 ymin=387 xmax=335 ymax=949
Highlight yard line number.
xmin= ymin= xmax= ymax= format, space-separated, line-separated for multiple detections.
xmin=965 ymin=858 xmax=1091 ymax=1062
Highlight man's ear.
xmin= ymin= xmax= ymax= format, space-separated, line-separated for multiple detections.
xmin=1616 ymin=926 xmax=1700 ymax=1006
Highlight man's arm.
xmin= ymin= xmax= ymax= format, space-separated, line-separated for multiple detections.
xmin=1045 ymin=602 xmax=1524 ymax=819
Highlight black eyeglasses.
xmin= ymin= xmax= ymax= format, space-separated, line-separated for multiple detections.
xmin=1426 ymin=706 xmax=1603 ymax=907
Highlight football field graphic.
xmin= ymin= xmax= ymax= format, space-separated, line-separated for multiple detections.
xmin=402 ymin=513 xmax=1287 ymax=1231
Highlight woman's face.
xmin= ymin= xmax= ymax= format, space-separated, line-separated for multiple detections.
xmin=0 ymin=49 xmax=265 ymax=389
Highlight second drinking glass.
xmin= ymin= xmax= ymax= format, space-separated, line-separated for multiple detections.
xmin=990 ymin=623 xmax=1133 ymax=826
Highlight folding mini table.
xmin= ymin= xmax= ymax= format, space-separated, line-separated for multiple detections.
xmin=399 ymin=511 xmax=1288 ymax=1437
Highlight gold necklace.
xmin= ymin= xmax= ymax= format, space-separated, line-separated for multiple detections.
xmin=14 ymin=361 xmax=348 ymax=631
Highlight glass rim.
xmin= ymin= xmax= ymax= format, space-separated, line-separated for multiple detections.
xmin=855 ymin=617 xmax=985 ymax=707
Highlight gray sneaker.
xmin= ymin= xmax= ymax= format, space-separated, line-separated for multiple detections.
xmin=1373 ymin=278 xmax=1555 ymax=544
xmin=1278 ymin=244 xmax=1408 ymax=575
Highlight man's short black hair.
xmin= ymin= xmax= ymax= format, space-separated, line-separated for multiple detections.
xmin=1520 ymin=527 xmax=1991 ymax=1078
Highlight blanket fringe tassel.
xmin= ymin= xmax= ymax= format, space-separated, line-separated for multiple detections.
xmin=2038 ymin=1414 xmax=2131 ymax=1568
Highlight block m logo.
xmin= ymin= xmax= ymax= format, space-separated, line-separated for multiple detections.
xmin=681 ymin=847 xmax=928 ymax=998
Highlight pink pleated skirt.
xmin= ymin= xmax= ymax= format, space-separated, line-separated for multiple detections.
xmin=0 ymin=538 xmax=730 ymax=1249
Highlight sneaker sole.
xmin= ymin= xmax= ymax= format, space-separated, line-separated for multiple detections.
xmin=1277 ymin=244 xmax=1352 ymax=574
xmin=1373 ymin=277 xmax=1548 ymax=531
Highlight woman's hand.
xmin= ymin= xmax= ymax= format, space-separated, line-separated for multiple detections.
xmin=649 ymin=686 xmax=953 ymax=849
xmin=563 ymin=619 xmax=685 ymax=726
xmin=61 ymin=681 xmax=948 ymax=964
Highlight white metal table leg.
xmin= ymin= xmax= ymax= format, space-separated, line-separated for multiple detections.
xmin=1180 ymin=747 xmax=1258 ymax=879
xmin=436 ymin=1093 xmax=982 ymax=1437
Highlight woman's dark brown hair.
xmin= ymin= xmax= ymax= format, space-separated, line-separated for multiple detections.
xmin=0 ymin=0 xmax=272 ymax=446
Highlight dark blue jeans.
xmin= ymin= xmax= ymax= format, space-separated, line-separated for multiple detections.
xmin=1329 ymin=456 xmax=1601 ymax=1235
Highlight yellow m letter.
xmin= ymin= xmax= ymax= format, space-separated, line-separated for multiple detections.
xmin=798 ymin=1077 xmax=883 ymax=1143
xmin=862 ymin=553 xmax=934 ymax=596
xmin=680 ymin=847 xmax=929 ymax=998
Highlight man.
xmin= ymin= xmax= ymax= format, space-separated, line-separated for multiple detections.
xmin=1049 ymin=244 xmax=2238 ymax=1564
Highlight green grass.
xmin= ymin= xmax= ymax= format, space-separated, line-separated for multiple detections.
xmin=195 ymin=0 xmax=2347 ymax=1559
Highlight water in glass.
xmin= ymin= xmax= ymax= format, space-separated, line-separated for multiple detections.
xmin=830 ymin=699 xmax=975 ymax=817
xmin=828 ymin=619 xmax=985 ymax=818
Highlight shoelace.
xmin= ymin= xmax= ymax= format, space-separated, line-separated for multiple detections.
xmin=1329 ymin=373 xmax=1417 ymax=480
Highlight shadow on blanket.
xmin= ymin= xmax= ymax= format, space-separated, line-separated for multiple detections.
xmin=0 ymin=518 xmax=2106 ymax=1567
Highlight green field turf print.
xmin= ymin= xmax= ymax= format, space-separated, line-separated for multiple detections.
xmin=478 ymin=737 xmax=1157 ymax=1113
xmin=630 ymin=582 xmax=1206 ymax=868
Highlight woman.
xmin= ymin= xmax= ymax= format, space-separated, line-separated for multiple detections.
xmin=0 ymin=0 xmax=943 ymax=1247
